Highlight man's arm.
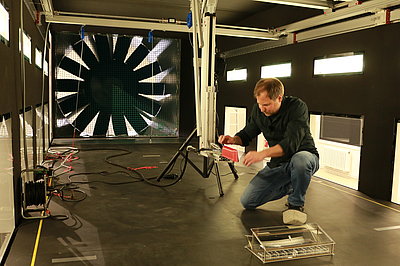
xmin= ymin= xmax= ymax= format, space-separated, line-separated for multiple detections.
xmin=243 ymin=144 xmax=285 ymax=166
xmin=218 ymin=135 xmax=243 ymax=146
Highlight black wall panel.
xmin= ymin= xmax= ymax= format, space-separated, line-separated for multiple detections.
xmin=0 ymin=0 xmax=49 ymax=224
xmin=217 ymin=23 xmax=400 ymax=201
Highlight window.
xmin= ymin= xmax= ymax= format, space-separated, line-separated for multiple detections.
xmin=0 ymin=3 xmax=9 ymax=44
xmin=261 ymin=62 xmax=291 ymax=78
xmin=227 ymin=69 xmax=247 ymax=81
xmin=314 ymin=53 xmax=364 ymax=76
xmin=19 ymin=29 xmax=32 ymax=63
xmin=35 ymin=48 xmax=43 ymax=69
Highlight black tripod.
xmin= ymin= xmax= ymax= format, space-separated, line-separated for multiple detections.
xmin=157 ymin=128 xmax=239 ymax=196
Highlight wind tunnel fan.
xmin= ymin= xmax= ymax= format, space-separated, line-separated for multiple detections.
xmin=55 ymin=32 xmax=180 ymax=137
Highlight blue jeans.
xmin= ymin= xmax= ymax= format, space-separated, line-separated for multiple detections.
xmin=240 ymin=151 xmax=319 ymax=209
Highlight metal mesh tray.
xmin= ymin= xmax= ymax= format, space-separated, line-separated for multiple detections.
xmin=245 ymin=223 xmax=335 ymax=263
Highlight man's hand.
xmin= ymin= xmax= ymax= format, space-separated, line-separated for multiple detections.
xmin=218 ymin=135 xmax=237 ymax=145
xmin=243 ymin=151 xmax=265 ymax=167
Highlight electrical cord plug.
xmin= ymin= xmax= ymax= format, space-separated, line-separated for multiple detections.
xmin=163 ymin=174 xmax=178 ymax=179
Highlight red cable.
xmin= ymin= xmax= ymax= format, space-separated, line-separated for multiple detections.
xmin=127 ymin=166 xmax=158 ymax=171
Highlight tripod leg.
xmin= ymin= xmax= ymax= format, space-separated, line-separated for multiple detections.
xmin=228 ymin=162 xmax=239 ymax=180
xmin=156 ymin=149 xmax=182 ymax=182
xmin=157 ymin=128 xmax=197 ymax=182
xmin=214 ymin=162 xmax=224 ymax=197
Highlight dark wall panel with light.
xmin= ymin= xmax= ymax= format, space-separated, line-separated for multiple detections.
xmin=218 ymin=23 xmax=400 ymax=201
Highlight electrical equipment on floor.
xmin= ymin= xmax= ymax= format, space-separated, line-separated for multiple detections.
xmin=21 ymin=167 xmax=52 ymax=219
xmin=245 ymin=223 xmax=335 ymax=263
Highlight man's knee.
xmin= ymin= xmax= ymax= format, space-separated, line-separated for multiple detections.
xmin=240 ymin=194 xmax=257 ymax=209
xmin=290 ymin=151 xmax=314 ymax=172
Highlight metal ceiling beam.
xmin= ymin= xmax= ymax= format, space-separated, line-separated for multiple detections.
xmin=295 ymin=11 xmax=385 ymax=42
xmin=277 ymin=0 xmax=400 ymax=34
xmin=40 ymin=0 xmax=53 ymax=16
xmin=45 ymin=14 xmax=279 ymax=39
xmin=223 ymin=3 xmax=400 ymax=58
xmin=46 ymin=15 xmax=190 ymax=33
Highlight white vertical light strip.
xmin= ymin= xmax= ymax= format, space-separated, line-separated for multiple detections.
xmin=261 ymin=63 xmax=291 ymax=78
xmin=134 ymin=39 xmax=171 ymax=71
xmin=84 ymin=35 xmax=99 ymax=62
xmin=314 ymin=54 xmax=364 ymax=75
xmin=66 ymin=105 xmax=88 ymax=125
xmin=124 ymin=36 xmax=143 ymax=63
xmin=19 ymin=29 xmax=32 ymax=63
xmin=227 ymin=69 xmax=247 ymax=81
xmin=392 ymin=122 xmax=400 ymax=204
xmin=19 ymin=113 xmax=33 ymax=137
xmin=140 ymin=69 xmax=169 ymax=83
xmin=35 ymin=48 xmax=43 ymax=68
xmin=56 ymin=92 xmax=77 ymax=100
xmin=0 ymin=3 xmax=9 ymax=41
xmin=112 ymin=34 xmax=118 ymax=54
xmin=65 ymin=45 xmax=90 ymax=70
xmin=56 ymin=67 xmax=84 ymax=81
xmin=138 ymin=93 xmax=171 ymax=102
xmin=124 ymin=116 xmax=139 ymax=136
xmin=80 ymin=112 xmax=100 ymax=137
xmin=0 ymin=117 xmax=9 ymax=137
xmin=44 ymin=60 xmax=49 ymax=76
xmin=106 ymin=116 xmax=115 ymax=137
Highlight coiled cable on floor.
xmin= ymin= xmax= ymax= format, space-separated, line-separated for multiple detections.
xmin=24 ymin=180 xmax=46 ymax=206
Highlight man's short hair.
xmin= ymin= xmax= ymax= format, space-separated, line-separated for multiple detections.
xmin=253 ymin=78 xmax=284 ymax=100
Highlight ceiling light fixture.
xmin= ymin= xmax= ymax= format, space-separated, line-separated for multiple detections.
xmin=254 ymin=0 xmax=331 ymax=10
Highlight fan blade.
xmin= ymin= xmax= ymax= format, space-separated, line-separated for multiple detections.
xmin=125 ymin=111 xmax=148 ymax=133
xmin=93 ymin=111 xmax=111 ymax=136
xmin=125 ymin=44 xmax=149 ymax=70
xmin=59 ymin=57 xmax=89 ymax=80
xmin=94 ymin=35 xmax=112 ymax=63
xmin=56 ymin=79 xmax=87 ymax=92
xmin=73 ymin=103 xmax=99 ymax=132
xmin=137 ymin=83 xmax=165 ymax=95
xmin=72 ymin=41 xmax=98 ymax=69
xmin=136 ymin=95 xmax=161 ymax=116
xmin=111 ymin=113 xmax=128 ymax=136
xmin=113 ymin=36 xmax=131 ymax=62
xmin=58 ymin=94 xmax=88 ymax=114
xmin=134 ymin=62 xmax=162 ymax=81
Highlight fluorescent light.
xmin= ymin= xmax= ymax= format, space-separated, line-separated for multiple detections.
xmin=0 ymin=3 xmax=9 ymax=41
xmin=314 ymin=54 xmax=364 ymax=75
xmin=19 ymin=29 xmax=32 ymax=63
xmin=261 ymin=62 xmax=291 ymax=78
xmin=35 ymin=48 xmax=43 ymax=69
xmin=227 ymin=69 xmax=247 ymax=81
xmin=44 ymin=60 xmax=49 ymax=76
xmin=254 ymin=0 xmax=330 ymax=10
